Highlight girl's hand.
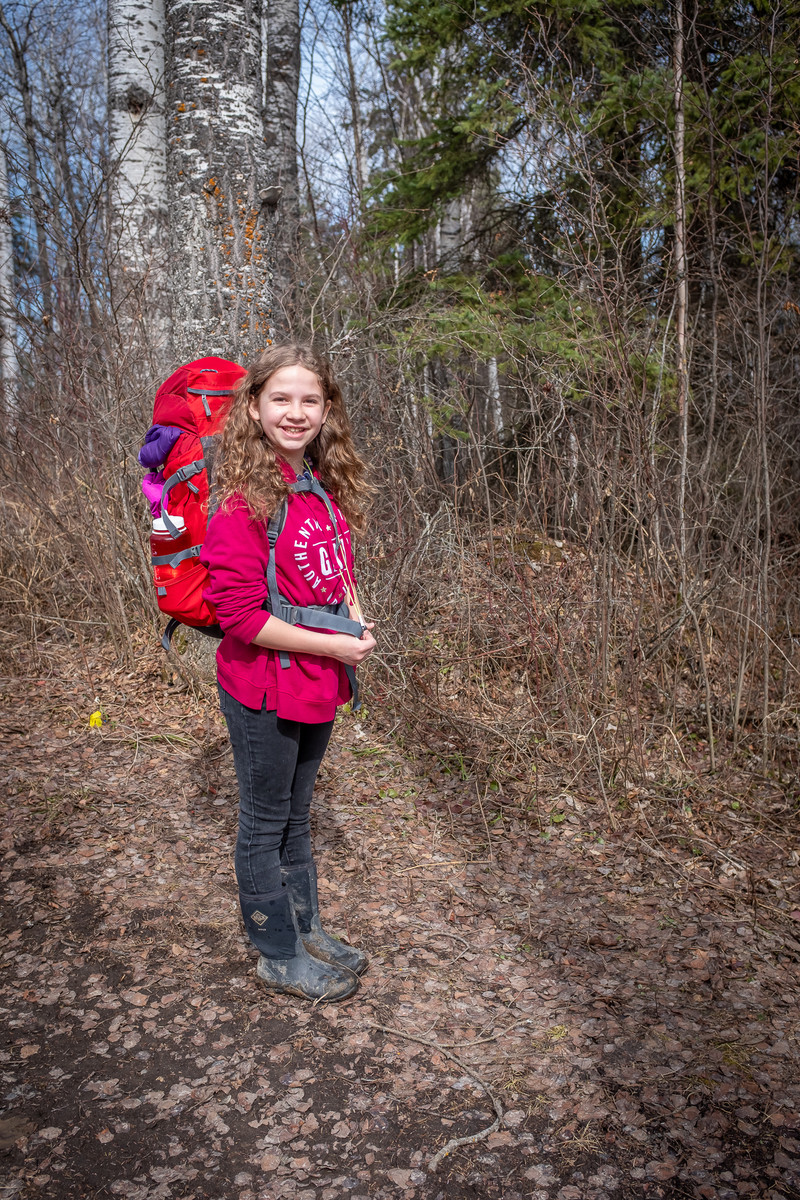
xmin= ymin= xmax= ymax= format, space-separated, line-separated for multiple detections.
xmin=332 ymin=624 xmax=376 ymax=666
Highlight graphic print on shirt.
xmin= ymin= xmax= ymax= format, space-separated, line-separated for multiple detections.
xmin=292 ymin=515 xmax=349 ymax=603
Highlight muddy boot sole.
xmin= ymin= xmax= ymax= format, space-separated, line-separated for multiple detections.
xmin=256 ymin=953 xmax=359 ymax=1002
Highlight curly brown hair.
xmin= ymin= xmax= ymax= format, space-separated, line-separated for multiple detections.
xmin=216 ymin=343 xmax=371 ymax=534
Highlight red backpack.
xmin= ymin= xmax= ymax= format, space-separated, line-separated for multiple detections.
xmin=139 ymin=357 xmax=247 ymax=649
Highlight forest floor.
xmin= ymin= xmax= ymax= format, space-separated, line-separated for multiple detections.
xmin=1 ymin=641 xmax=799 ymax=1200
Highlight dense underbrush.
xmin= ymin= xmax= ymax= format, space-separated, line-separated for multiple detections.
xmin=3 ymin=461 xmax=800 ymax=945
xmin=1 ymin=438 xmax=798 ymax=829
xmin=355 ymin=504 xmax=800 ymax=802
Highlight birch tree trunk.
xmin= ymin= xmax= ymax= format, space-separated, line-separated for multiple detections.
xmin=0 ymin=10 xmax=54 ymax=328
xmin=673 ymin=0 xmax=715 ymax=768
xmin=0 ymin=138 xmax=18 ymax=411
xmin=487 ymin=356 xmax=503 ymax=436
xmin=673 ymin=0 xmax=688 ymax=570
xmin=262 ymin=0 xmax=299 ymax=324
xmin=108 ymin=0 xmax=169 ymax=343
xmin=438 ymin=197 xmax=461 ymax=271
xmin=164 ymin=0 xmax=275 ymax=361
xmin=339 ymin=0 xmax=366 ymax=207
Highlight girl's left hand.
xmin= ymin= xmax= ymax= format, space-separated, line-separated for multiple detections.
xmin=330 ymin=624 xmax=376 ymax=666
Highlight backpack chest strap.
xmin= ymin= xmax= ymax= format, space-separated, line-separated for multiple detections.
xmin=273 ymin=599 xmax=363 ymax=639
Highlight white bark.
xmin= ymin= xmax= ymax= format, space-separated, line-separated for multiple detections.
xmin=568 ymin=427 xmax=578 ymax=517
xmin=262 ymin=0 xmax=299 ymax=321
xmin=438 ymin=197 xmax=461 ymax=270
xmin=0 ymin=9 xmax=54 ymax=323
xmin=108 ymin=0 xmax=169 ymax=333
xmin=165 ymin=0 xmax=275 ymax=360
xmin=488 ymin=356 xmax=503 ymax=436
xmin=338 ymin=1 xmax=366 ymax=205
xmin=0 ymin=139 xmax=18 ymax=408
xmin=262 ymin=0 xmax=299 ymax=216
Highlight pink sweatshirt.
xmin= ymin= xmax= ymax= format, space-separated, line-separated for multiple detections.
xmin=201 ymin=475 xmax=355 ymax=722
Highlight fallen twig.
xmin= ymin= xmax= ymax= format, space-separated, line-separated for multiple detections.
xmin=395 ymin=859 xmax=493 ymax=874
xmin=423 ymin=930 xmax=471 ymax=965
xmin=425 ymin=931 xmax=470 ymax=946
xmin=367 ymin=1021 xmax=504 ymax=1172
xmin=435 ymin=1015 xmax=536 ymax=1050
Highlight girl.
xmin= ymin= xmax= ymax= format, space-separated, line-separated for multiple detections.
xmin=201 ymin=343 xmax=376 ymax=1002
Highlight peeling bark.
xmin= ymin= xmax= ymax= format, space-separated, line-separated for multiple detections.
xmin=164 ymin=0 xmax=275 ymax=361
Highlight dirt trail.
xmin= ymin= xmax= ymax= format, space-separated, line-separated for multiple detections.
xmin=1 ymin=645 xmax=799 ymax=1200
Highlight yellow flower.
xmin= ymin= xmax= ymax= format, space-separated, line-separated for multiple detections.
xmin=89 ymin=710 xmax=103 ymax=728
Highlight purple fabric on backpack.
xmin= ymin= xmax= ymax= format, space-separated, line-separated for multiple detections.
xmin=139 ymin=424 xmax=181 ymax=469
xmin=142 ymin=470 xmax=165 ymax=517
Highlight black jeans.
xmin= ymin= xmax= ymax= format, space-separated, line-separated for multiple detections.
xmin=218 ymin=686 xmax=334 ymax=896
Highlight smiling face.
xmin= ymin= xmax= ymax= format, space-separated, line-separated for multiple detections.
xmin=248 ymin=364 xmax=331 ymax=473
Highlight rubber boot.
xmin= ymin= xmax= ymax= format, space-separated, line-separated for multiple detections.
xmin=281 ymin=861 xmax=368 ymax=976
xmin=239 ymin=886 xmax=359 ymax=1002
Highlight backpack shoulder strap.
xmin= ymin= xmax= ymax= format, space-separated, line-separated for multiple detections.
xmin=266 ymin=499 xmax=291 ymax=667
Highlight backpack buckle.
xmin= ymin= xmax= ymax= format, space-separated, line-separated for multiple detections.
xmin=175 ymin=460 xmax=204 ymax=484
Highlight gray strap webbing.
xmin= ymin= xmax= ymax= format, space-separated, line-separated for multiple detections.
xmin=266 ymin=499 xmax=290 ymax=667
xmin=151 ymin=544 xmax=203 ymax=569
xmin=277 ymin=603 xmax=362 ymax=637
xmin=161 ymin=617 xmax=223 ymax=653
xmin=201 ymin=434 xmax=221 ymax=516
xmin=344 ymin=664 xmax=359 ymax=712
xmin=160 ymin=459 xmax=205 ymax=537
xmin=268 ymin=599 xmax=362 ymax=640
